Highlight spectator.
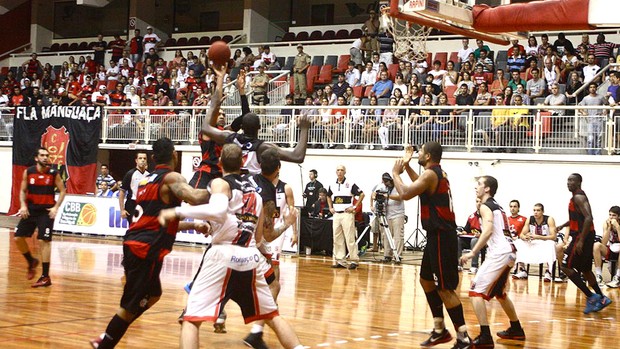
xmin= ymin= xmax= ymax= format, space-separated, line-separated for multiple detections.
xmin=109 ymin=34 xmax=126 ymax=63
xmin=392 ymin=73 xmax=408 ymax=96
xmin=490 ymin=69 xmax=508 ymax=96
xmin=507 ymin=39 xmax=526 ymax=58
xmin=457 ymin=39 xmax=473 ymax=65
xmin=93 ymin=34 xmax=107 ymax=67
xmin=578 ymin=82 xmax=607 ymax=155
xmin=106 ymin=60 xmax=120 ymax=81
xmin=442 ymin=61 xmax=458 ymax=90
xmin=474 ymin=82 xmax=492 ymax=108
xmin=524 ymin=36 xmax=539 ymax=61
xmin=96 ymin=164 xmax=118 ymax=191
xmin=454 ymin=83 xmax=474 ymax=115
xmin=10 ymin=86 xmax=29 ymax=107
xmin=552 ymin=32 xmax=574 ymax=57
xmin=512 ymin=83 xmax=530 ymax=105
xmin=292 ymin=44 xmax=311 ymax=100
xmin=273 ymin=94 xmax=294 ymax=143
xmin=22 ymin=53 xmax=43 ymax=78
xmin=428 ymin=60 xmax=447 ymax=86
xmin=583 ymin=53 xmax=601 ymax=84
xmin=472 ymin=64 xmax=487 ymax=88
xmin=457 ymin=198 xmax=483 ymax=273
xmin=332 ymin=74 xmax=350 ymax=98
xmin=258 ymin=45 xmax=279 ymax=69
xmin=482 ymin=94 xmax=510 ymax=150
xmin=560 ymin=47 xmax=579 ymax=79
xmin=542 ymin=83 xmax=567 ymax=130
xmin=506 ymin=49 xmax=526 ymax=72
xmin=607 ymin=71 xmax=620 ymax=104
xmin=128 ymin=29 xmax=143 ymax=64
xmin=250 ymin=63 xmax=269 ymax=108
xmin=378 ymin=97 xmax=401 ymax=149
xmin=92 ymin=85 xmax=111 ymax=106
xmin=304 ymin=169 xmax=324 ymax=211
xmin=362 ymin=10 xmax=380 ymax=39
xmin=96 ymin=181 xmax=115 ymax=197
xmin=507 ymin=95 xmax=530 ymax=151
xmin=414 ymin=56 xmax=428 ymax=76
xmin=474 ymin=39 xmax=491 ymax=59
xmin=458 ymin=71 xmax=475 ymax=95
xmin=593 ymin=33 xmax=619 ymax=65
xmin=578 ymin=33 xmax=594 ymax=54
xmin=324 ymin=85 xmax=337 ymax=105
xmin=371 ymin=71 xmax=393 ymax=99
xmin=543 ymin=59 xmax=562 ymax=92
xmin=360 ymin=61 xmax=377 ymax=87
xmin=143 ymin=26 xmax=161 ymax=55
xmin=310 ymin=188 xmax=331 ymax=219
xmin=507 ymin=69 xmax=526 ymax=92
xmin=345 ymin=60 xmax=361 ymax=87
xmin=537 ymin=33 xmax=552 ymax=58
xmin=526 ymin=68 xmax=547 ymax=102
xmin=433 ymin=92 xmax=454 ymax=142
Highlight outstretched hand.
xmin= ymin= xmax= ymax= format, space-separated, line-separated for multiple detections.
xmin=237 ymin=70 xmax=246 ymax=94
xmin=213 ymin=62 xmax=228 ymax=78
xmin=402 ymin=144 xmax=415 ymax=164
xmin=297 ymin=114 xmax=311 ymax=129
xmin=393 ymin=158 xmax=405 ymax=176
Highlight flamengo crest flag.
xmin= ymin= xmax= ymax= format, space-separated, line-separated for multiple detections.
xmin=9 ymin=106 xmax=102 ymax=214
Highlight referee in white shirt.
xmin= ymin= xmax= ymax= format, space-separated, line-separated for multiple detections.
xmin=327 ymin=165 xmax=365 ymax=269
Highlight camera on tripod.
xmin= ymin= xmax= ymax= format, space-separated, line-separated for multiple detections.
xmin=374 ymin=189 xmax=388 ymax=216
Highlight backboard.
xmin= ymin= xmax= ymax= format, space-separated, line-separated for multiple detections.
xmin=386 ymin=0 xmax=527 ymax=45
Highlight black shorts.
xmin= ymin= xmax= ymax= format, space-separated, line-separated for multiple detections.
xmin=421 ymin=229 xmax=459 ymax=290
xmin=189 ymin=170 xmax=218 ymax=189
xmin=563 ymin=232 xmax=595 ymax=272
xmin=120 ymin=245 xmax=163 ymax=314
xmin=15 ymin=214 xmax=54 ymax=241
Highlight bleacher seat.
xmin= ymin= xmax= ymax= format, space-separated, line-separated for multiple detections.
xmin=49 ymin=43 xmax=60 ymax=52
xmin=88 ymin=41 xmax=97 ymax=49
xmin=276 ymin=57 xmax=285 ymax=69
xmin=295 ymin=32 xmax=309 ymax=41
xmin=444 ymin=85 xmax=457 ymax=105
xmin=164 ymin=38 xmax=176 ymax=47
xmin=198 ymin=36 xmax=210 ymax=45
xmin=281 ymin=32 xmax=296 ymax=42
xmin=135 ymin=61 xmax=144 ymax=73
xmin=1 ymin=67 xmax=9 ymax=76
xmin=322 ymin=30 xmax=336 ymax=40
xmin=334 ymin=55 xmax=350 ymax=74
xmin=78 ymin=42 xmax=89 ymax=50
xmin=377 ymin=98 xmax=389 ymax=106
xmin=309 ymin=30 xmax=323 ymax=41
xmin=315 ymin=65 xmax=333 ymax=84
xmin=350 ymin=29 xmax=363 ymax=39
xmin=496 ymin=50 xmax=508 ymax=63
xmin=209 ymin=36 xmax=222 ymax=44
xmin=449 ymin=52 xmax=458 ymax=64
xmin=229 ymin=67 xmax=241 ymax=80
xmin=187 ymin=37 xmax=199 ymax=46
xmin=68 ymin=43 xmax=79 ymax=51
xmin=311 ymin=56 xmax=324 ymax=66
xmin=484 ymin=72 xmax=494 ymax=84
xmin=434 ymin=52 xmax=448 ymax=69
xmin=425 ymin=52 xmax=432 ymax=68
xmin=306 ymin=65 xmax=320 ymax=85
xmin=388 ymin=63 xmax=399 ymax=80
xmin=59 ymin=43 xmax=69 ymax=51
xmin=335 ymin=29 xmax=349 ymax=39
xmin=176 ymin=37 xmax=188 ymax=46
xmin=106 ymin=80 xmax=118 ymax=91
xmin=222 ymin=35 xmax=233 ymax=43
xmin=352 ymin=85 xmax=364 ymax=98
xmin=284 ymin=56 xmax=295 ymax=71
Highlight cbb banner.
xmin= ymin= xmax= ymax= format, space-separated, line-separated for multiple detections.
xmin=53 ymin=194 xmax=212 ymax=244
xmin=9 ymin=106 xmax=102 ymax=214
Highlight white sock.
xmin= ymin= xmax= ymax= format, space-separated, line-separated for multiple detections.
xmin=250 ymin=324 xmax=264 ymax=334
xmin=457 ymin=326 xmax=469 ymax=341
xmin=595 ymin=267 xmax=602 ymax=275
xmin=433 ymin=317 xmax=444 ymax=332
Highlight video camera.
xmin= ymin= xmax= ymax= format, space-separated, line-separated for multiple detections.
xmin=375 ymin=189 xmax=389 ymax=216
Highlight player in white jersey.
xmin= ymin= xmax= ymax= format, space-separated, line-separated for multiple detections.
xmin=461 ymin=176 xmax=525 ymax=348
xmin=159 ymin=144 xmax=302 ymax=349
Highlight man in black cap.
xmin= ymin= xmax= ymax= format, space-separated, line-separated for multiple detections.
xmin=370 ymin=172 xmax=405 ymax=262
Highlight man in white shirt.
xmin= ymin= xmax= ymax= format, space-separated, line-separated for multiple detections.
xmin=142 ymin=26 xmax=161 ymax=54
xmin=106 ymin=60 xmax=120 ymax=81
xmin=345 ymin=61 xmax=360 ymax=87
xmin=360 ymin=61 xmax=377 ymax=87
xmin=428 ymin=60 xmax=447 ymax=86
xmin=457 ymin=39 xmax=473 ymax=64
xmin=583 ymin=53 xmax=601 ymax=84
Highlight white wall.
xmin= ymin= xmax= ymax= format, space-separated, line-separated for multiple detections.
xmin=0 ymin=146 xmax=13 ymax=213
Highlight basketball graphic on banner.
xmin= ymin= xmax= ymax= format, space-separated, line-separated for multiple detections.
xmin=77 ymin=203 xmax=97 ymax=226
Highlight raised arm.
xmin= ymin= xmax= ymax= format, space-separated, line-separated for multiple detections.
xmin=165 ymin=172 xmax=211 ymax=205
xmin=258 ymin=114 xmax=311 ymax=163
xmin=392 ymin=160 xmax=434 ymax=201
xmin=201 ymin=63 xmax=233 ymax=143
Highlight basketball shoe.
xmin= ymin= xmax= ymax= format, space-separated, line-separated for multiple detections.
xmin=420 ymin=328 xmax=452 ymax=346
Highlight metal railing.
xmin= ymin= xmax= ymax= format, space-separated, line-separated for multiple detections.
xmin=2 ymin=104 xmax=618 ymax=155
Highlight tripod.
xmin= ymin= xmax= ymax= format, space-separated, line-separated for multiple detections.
xmin=351 ymin=212 xmax=400 ymax=262
xmin=405 ymin=197 xmax=426 ymax=252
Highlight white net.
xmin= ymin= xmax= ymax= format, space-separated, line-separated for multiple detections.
xmin=380 ymin=12 xmax=432 ymax=62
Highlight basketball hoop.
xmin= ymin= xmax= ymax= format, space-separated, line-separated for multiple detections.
xmin=380 ymin=11 xmax=431 ymax=62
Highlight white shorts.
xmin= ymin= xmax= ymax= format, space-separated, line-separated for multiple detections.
xmin=514 ymin=239 xmax=556 ymax=268
xmin=470 ymin=252 xmax=516 ymax=300
xmin=183 ymin=245 xmax=278 ymax=324
xmin=262 ymin=231 xmax=285 ymax=265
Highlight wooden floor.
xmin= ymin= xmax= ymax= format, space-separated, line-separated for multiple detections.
xmin=0 ymin=230 xmax=618 ymax=349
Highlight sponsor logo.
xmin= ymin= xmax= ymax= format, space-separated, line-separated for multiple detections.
xmin=108 ymin=207 xmax=129 ymax=229
xmin=59 ymin=202 xmax=97 ymax=226
xmin=230 ymin=254 xmax=260 ymax=265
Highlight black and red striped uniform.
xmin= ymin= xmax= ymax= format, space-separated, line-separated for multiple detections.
xmin=26 ymin=59 xmax=39 ymax=77
xmin=419 ymin=164 xmax=457 ymax=234
xmin=189 ymin=127 xmax=223 ymax=189
xmin=109 ymin=91 xmax=126 ymax=106
xmin=419 ymin=164 xmax=459 ymax=290
xmin=124 ymin=165 xmax=180 ymax=262
xmin=564 ymin=189 xmax=596 ymax=272
xmin=25 ymin=165 xmax=57 ymax=214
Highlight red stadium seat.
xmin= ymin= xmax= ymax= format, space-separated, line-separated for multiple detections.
xmin=106 ymin=80 xmax=118 ymax=91
xmin=164 ymin=38 xmax=177 ymax=47
xmin=281 ymin=32 xmax=296 ymax=42
xmin=306 ymin=65 xmax=319 ymax=90
xmin=322 ymin=30 xmax=335 ymax=40
xmin=49 ymin=43 xmax=60 ymax=52
xmin=426 ymin=52 xmax=432 ymax=68
xmin=352 ymin=86 xmax=364 ymax=98
xmin=333 ymin=55 xmax=350 ymax=74
xmin=187 ymin=37 xmax=199 ymax=46
xmin=315 ymin=65 xmax=333 ymax=85
xmin=444 ymin=85 xmax=457 ymax=105
xmin=449 ymin=52 xmax=458 ymax=65
xmin=222 ymin=35 xmax=233 ymax=43
xmin=209 ymin=36 xmax=222 ymax=44
xmin=176 ymin=37 xmax=188 ymax=46
xmin=434 ymin=52 xmax=448 ymax=69
xmin=58 ymin=43 xmax=69 ymax=51
xmin=309 ymin=30 xmax=322 ymax=41
xmin=78 ymin=42 xmax=89 ymax=50
xmin=198 ymin=36 xmax=210 ymax=45
xmin=68 ymin=43 xmax=79 ymax=51
xmin=350 ymin=29 xmax=363 ymax=39
xmin=335 ymin=29 xmax=349 ymax=39
xmin=388 ymin=64 xmax=399 ymax=80
xmin=484 ymin=72 xmax=494 ymax=84
xmin=295 ymin=32 xmax=309 ymax=41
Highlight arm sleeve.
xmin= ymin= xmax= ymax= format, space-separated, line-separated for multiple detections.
xmin=120 ymin=170 xmax=132 ymax=191
xmin=351 ymin=183 xmax=363 ymax=196
xmin=230 ymin=95 xmax=251 ymax=132
xmin=175 ymin=193 xmax=228 ymax=224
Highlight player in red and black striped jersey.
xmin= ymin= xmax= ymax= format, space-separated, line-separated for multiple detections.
xmin=188 ymin=112 xmax=225 ymax=189
xmin=15 ymin=147 xmax=66 ymax=288
xmin=90 ymin=137 xmax=211 ymax=349
xmin=392 ymin=142 xmax=471 ymax=349
xmin=557 ymin=173 xmax=612 ymax=314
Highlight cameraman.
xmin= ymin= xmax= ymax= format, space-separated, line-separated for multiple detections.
xmin=370 ymin=172 xmax=406 ymax=263
xmin=310 ymin=188 xmax=332 ymax=219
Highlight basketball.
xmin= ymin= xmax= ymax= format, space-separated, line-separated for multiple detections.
xmin=208 ymin=41 xmax=231 ymax=66
xmin=77 ymin=203 xmax=97 ymax=226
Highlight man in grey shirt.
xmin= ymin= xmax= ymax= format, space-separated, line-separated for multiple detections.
xmin=370 ymin=172 xmax=406 ymax=263
xmin=578 ymin=82 xmax=608 ymax=155
xmin=526 ymin=68 xmax=547 ymax=104
xmin=543 ymin=83 xmax=567 ymax=131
